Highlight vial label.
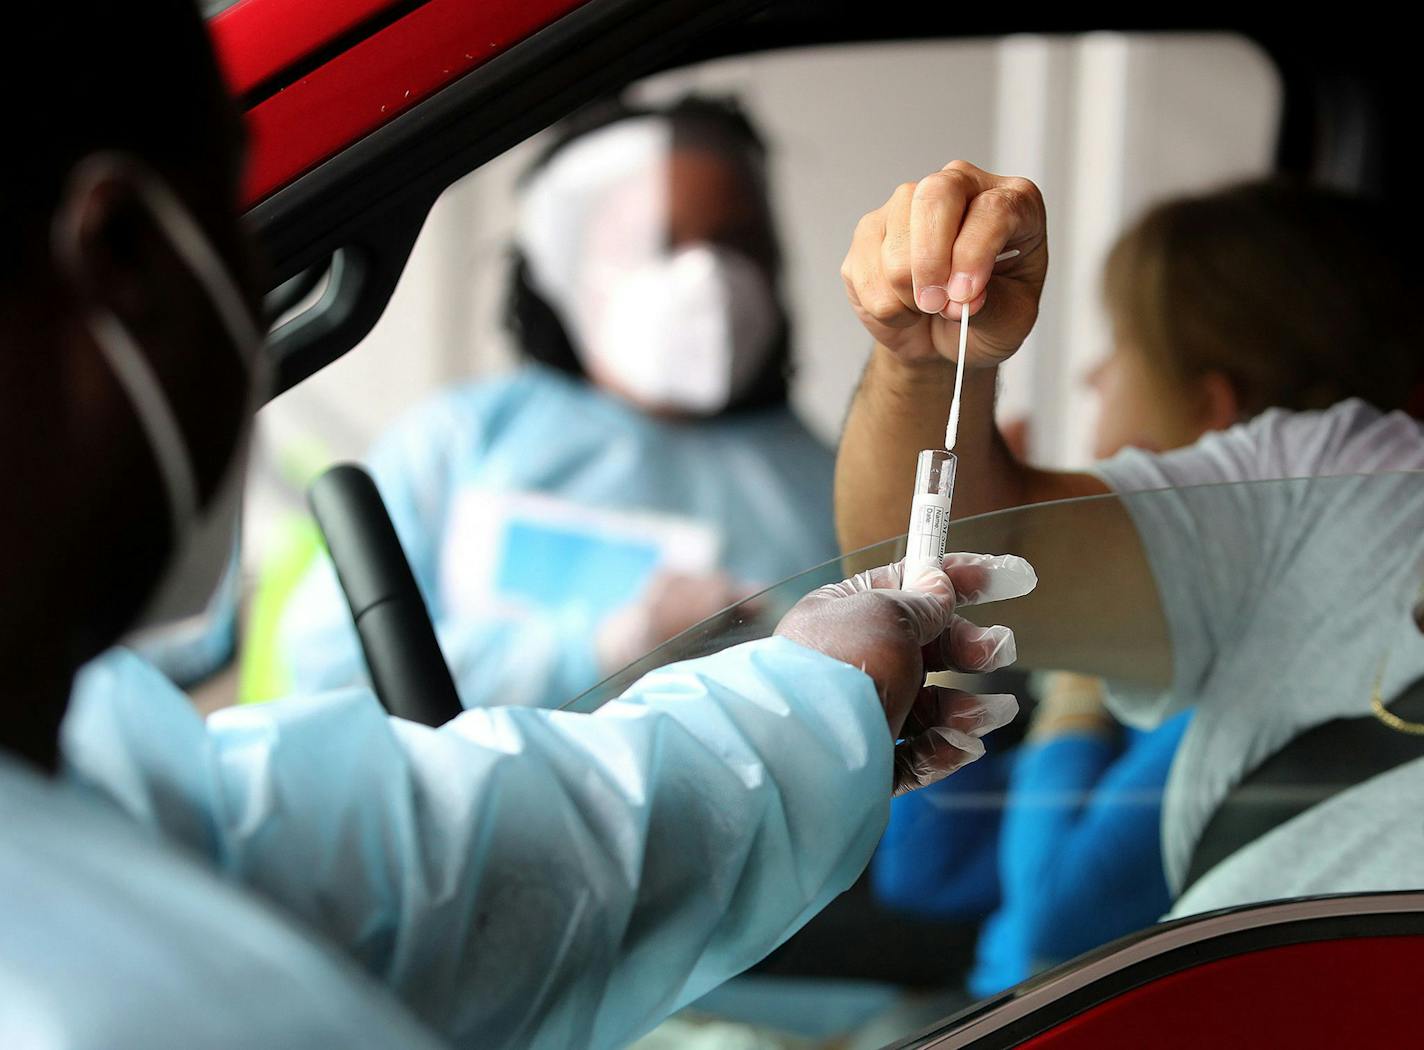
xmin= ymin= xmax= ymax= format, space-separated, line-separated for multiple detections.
xmin=907 ymin=492 xmax=952 ymax=571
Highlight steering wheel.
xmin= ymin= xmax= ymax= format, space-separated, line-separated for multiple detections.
xmin=307 ymin=464 xmax=465 ymax=727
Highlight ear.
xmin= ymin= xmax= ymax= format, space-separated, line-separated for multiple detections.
xmin=1197 ymin=370 xmax=1241 ymax=433
xmin=50 ymin=154 xmax=254 ymax=503
xmin=51 ymin=156 xmax=178 ymax=330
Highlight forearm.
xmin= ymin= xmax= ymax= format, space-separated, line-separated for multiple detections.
xmin=427 ymin=638 xmax=889 ymax=1048
xmin=70 ymin=639 xmax=890 ymax=1050
xmin=835 ymin=345 xmax=1032 ymax=553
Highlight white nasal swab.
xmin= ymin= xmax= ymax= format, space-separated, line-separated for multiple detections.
xmin=944 ymin=248 xmax=1019 ymax=451
xmin=906 ymin=247 xmax=1023 ymax=580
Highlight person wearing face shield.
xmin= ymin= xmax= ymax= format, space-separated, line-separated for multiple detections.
xmin=2 ymin=7 xmax=1038 ymax=1048
xmin=275 ymin=96 xmax=837 ymax=711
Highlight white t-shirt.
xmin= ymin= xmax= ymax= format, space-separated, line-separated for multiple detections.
xmin=1091 ymin=399 xmax=1424 ymax=917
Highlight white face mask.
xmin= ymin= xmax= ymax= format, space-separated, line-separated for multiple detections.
xmin=54 ymin=155 xmax=266 ymax=638
xmin=584 ymin=242 xmax=779 ymax=414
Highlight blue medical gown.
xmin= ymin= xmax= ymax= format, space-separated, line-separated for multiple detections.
xmin=0 ymin=747 xmax=443 ymax=1050
xmin=32 ymin=637 xmax=889 ymax=1049
xmin=278 ymin=366 xmax=837 ymax=708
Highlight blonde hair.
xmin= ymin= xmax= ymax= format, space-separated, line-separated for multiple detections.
xmin=1103 ymin=181 xmax=1423 ymax=418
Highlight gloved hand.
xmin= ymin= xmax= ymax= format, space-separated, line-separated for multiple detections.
xmin=775 ymin=553 xmax=1036 ymax=795
xmin=598 ymin=570 xmax=758 ymax=674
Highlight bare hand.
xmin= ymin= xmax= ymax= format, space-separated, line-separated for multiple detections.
xmin=841 ymin=161 xmax=1048 ymax=368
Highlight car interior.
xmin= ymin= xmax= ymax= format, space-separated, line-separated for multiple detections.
xmin=190 ymin=3 xmax=1424 ymax=1047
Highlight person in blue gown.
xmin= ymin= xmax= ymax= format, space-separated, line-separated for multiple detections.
xmin=279 ymin=96 xmax=839 ymax=709
xmin=0 ymin=7 xmax=1036 ymax=1047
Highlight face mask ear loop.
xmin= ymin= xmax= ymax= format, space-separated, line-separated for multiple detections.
xmin=89 ymin=311 xmax=200 ymax=544
xmin=132 ymin=172 xmax=263 ymax=365
xmin=50 ymin=155 xmax=202 ymax=546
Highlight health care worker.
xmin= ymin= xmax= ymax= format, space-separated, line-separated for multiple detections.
xmin=873 ymin=181 xmax=1423 ymax=992
xmin=0 ymin=6 xmax=1036 ymax=1049
xmin=279 ymin=97 xmax=839 ymax=709
xmin=836 ymin=160 xmax=1424 ymax=919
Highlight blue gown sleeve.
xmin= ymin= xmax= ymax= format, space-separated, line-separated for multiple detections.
xmin=997 ymin=713 xmax=1189 ymax=970
xmin=61 ymin=637 xmax=891 ymax=1050
xmin=276 ymin=385 xmax=601 ymax=709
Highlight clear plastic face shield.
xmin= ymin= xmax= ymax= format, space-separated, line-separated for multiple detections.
xmin=515 ymin=117 xmax=781 ymax=415
xmin=53 ymin=154 xmax=268 ymax=647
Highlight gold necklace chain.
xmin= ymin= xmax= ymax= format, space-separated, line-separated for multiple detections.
xmin=1370 ymin=590 xmax=1424 ymax=735
xmin=1371 ymin=682 xmax=1424 ymax=735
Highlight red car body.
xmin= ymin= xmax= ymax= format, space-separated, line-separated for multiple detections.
xmin=212 ymin=0 xmax=586 ymax=205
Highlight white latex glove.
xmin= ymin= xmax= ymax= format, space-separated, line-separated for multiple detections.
xmin=598 ymin=570 xmax=757 ymax=674
xmin=775 ymin=553 xmax=1036 ymax=795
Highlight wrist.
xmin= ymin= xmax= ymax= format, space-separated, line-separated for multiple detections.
xmin=871 ymin=343 xmax=954 ymax=390
xmin=871 ymin=344 xmax=998 ymax=399
xmin=1029 ymin=683 xmax=1116 ymax=742
xmin=1029 ymin=713 xmax=1118 ymax=742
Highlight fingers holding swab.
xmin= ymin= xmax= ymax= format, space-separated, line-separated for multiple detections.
xmin=943 ymin=248 xmax=1018 ymax=451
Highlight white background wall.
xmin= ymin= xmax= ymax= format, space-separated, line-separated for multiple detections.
xmin=246 ymin=33 xmax=1280 ymax=560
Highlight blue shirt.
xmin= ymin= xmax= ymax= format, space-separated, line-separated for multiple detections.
xmin=871 ymin=712 xmax=1191 ymax=997
xmin=970 ymin=713 xmax=1191 ymax=995
xmin=871 ymin=749 xmax=1013 ymax=922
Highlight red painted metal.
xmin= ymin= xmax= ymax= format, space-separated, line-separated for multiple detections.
xmin=210 ymin=0 xmax=587 ymax=206
xmin=1016 ymin=936 xmax=1424 ymax=1049
xmin=210 ymin=0 xmax=403 ymax=98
